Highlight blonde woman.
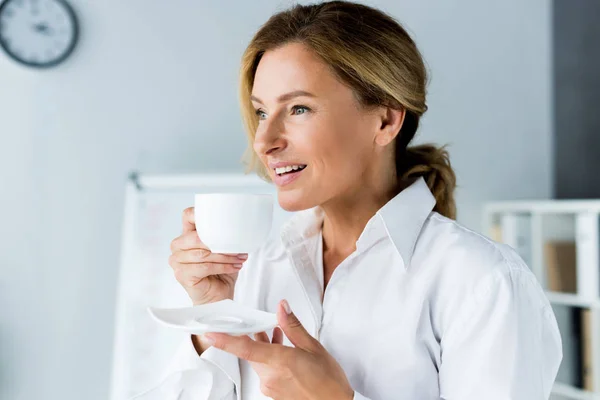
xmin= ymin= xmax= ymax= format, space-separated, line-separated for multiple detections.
xmin=138 ymin=1 xmax=562 ymax=399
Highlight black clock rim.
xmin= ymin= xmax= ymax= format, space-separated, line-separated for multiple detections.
xmin=0 ymin=0 xmax=79 ymax=69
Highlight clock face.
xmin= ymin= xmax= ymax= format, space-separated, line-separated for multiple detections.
xmin=0 ymin=0 xmax=78 ymax=68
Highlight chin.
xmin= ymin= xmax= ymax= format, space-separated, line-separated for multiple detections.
xmin=276 ymin=190 xmax=317 ymax=212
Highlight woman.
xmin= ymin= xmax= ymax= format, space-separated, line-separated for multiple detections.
xmin=138 ymin=1 xmax=562 ymax=399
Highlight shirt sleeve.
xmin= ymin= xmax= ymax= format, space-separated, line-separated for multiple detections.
xmin=131 ymin=251 xmax=261 ymax=400
xmin=438 ymin=261 xmax=563 ymax=400
xmin=128 ymin=335 xmax=239 ymax=400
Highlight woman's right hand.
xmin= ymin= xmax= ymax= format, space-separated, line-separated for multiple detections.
xmin=169 ymin=207 xmax=248 ymax=306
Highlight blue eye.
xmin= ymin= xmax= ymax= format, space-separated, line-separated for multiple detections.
xmin=292 ymin=105 xmax=310 ymax=115
xmin=255 ymin=109 xmax=267 ymax=120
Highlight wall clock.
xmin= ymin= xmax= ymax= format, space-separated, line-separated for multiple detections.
xmin=0 ymin=0 xmax=79 ymax=68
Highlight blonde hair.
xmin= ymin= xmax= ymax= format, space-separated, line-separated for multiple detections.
xmin=239 ymin=0 xmax=457 ymax=219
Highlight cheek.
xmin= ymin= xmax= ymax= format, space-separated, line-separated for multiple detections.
xmin=293 ymin=115 xmax=372 ymax=173
xmin=318 ymin=126 xmax=372 ymax=171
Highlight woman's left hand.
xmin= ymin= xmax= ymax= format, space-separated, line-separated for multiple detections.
xmin=204 ymin=300 xmax=355 ymax=400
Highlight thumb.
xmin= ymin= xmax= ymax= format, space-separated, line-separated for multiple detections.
xmin=278 ymin=299 xmax=321 ymax=352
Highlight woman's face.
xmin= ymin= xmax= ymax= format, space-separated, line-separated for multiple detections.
xmin=252 ymin=42 xmax=394 ymax=212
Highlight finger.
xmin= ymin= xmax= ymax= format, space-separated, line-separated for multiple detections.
xmin=278 ymin=299 xmax=321 ymax=353
xmin=172 ymin=262 xmax=243 ymax=282
xmin=254 ymin=332 xmax=270 ymax=343
xmin=182 ymin=207 xmax=196 ymax=233
xmin=170 ymin=231 xmax=206 ymax=252
xmin=170 ymin=233 xmax=249 ymax=260
xmin=205 ymin=333 xmax=279 ymax=364
xmin=171 ymin=248 xmax=248 ymax=264
xmin=272 ymin=327 xmax=284 ymax=345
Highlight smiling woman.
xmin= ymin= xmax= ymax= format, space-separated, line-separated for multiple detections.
xmin=133 ymin=2 xmax=562 ymax=400
xmin=239 ymin=4 xmax=456 ymax=218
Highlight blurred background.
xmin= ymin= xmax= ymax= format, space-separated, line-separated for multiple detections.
xmin=0 ymin=0 xmax=598 ymax=399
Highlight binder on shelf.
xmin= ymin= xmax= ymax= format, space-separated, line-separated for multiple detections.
xmin=545 ymin=241 xmax=577 ymax=293
xmin=500 ymin=213 xmax=533 ymax=269
xmin=552 ymin=304 xmax=582 ymax=389
xmin=582 ymin=308 xmax=594 ymax=391
xmin=575 ymin=213 xmax=600 ymax=299
xmin=490 ymin=222 xmax=503 ymax=243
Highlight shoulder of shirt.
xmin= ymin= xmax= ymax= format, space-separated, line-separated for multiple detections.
xmin=425 ymin=211 xmax=525 ymax=268
xmin=422 ymin=211 xmax=549 ymax=308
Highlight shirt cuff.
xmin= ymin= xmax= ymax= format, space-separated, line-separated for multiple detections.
xmin=200 ymin=341 xmax=241 ymax=389
xmin=353 ymin=391 xmax=372 ymax=400
xmin=162 ymin=335 xmax=240 ymax=390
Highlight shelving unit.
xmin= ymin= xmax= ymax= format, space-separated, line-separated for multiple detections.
xmin=546 ymin=292 xmax=600 ymax=309
xmin=552 ymin=382 xmax=600 ymax=400
xmin=484 ymin=200 xmax=600 ymax=399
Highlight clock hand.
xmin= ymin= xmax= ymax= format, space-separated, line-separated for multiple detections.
xmin=32 ymin=22 xmax=53 ymax=36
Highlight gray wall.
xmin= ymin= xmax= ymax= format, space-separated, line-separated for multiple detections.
xmin=0 ymin=1 xmax=552 ymax=399
xmin=554 ymin=0 xmax=600 ymax=199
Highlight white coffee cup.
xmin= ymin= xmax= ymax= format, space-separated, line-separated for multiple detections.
xmin=194 ymin=193 xmax=274 ymax=254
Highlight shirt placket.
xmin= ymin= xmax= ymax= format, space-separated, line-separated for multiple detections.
xmin=319 ymin=219 xmax=382 ymax=339
xmin=319 ymin=252 xmax=356 ymax=339
xmin=285 ymin=240 xmax=324 ymax=338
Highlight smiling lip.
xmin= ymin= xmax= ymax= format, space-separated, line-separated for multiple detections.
xmin=268 ymin=161 xmax=307 ymax=169
xmin=271 ymin=166 xmax=306 ymax=187
xmin=266 ymin=160 xmax=307 ymax=187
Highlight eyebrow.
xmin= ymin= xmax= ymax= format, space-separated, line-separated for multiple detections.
xmin=250 ymin=90 xmax=316 ymax=105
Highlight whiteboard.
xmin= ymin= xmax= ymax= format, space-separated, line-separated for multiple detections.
xmin=109 ymin=173 xmax=294 ymax=400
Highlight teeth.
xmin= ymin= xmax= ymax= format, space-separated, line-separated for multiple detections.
xmin=275 ymin=165 xmax=305 ymax=175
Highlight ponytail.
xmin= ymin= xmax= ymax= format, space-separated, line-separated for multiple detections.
xmin=396 ymin=144 xmax=457 ymax=219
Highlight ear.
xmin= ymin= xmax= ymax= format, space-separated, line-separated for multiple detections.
xmin=374 ymin=106 xmax=406 ymax=147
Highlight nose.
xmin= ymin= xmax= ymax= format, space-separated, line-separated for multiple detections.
xmin=253 ymin=118 xmax=286 ymax=156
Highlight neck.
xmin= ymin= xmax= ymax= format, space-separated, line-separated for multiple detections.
xmin=320 ymin=174 xmax=408 ymax=257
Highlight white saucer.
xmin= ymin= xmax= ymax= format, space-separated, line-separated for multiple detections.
xmin=147 ymin=299 xmax=278 ymax=335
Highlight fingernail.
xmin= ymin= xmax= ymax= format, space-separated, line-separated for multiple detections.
xmin=237 ymin=254 xmax=248 ymax=260
xmin=234 ymin=263 xmax=243 ymax=269
xmin=282 ymin=299 xmax=292 ymax=314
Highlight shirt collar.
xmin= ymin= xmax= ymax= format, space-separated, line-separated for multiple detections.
xmin=374 ymin=176 xmax=436 ymax=269
xmin=279 ymin=176 xmax=436 ymax=269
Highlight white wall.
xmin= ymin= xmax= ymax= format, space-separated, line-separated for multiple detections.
xmin=0 ymin=0 xmax=552 ymax=399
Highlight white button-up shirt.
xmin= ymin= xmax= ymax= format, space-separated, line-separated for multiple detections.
xmin=134 ymin=177 xmax=562 ymax=400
